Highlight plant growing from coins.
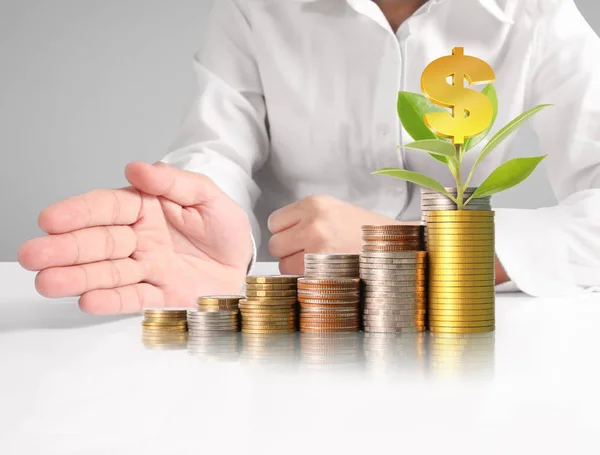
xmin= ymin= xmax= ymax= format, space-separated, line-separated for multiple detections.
xmin=373 ymin=47 xmax=551 ymax=209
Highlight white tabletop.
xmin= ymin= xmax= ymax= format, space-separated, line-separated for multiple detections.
xmin=1 ymin=262 xmax=599 ymax=454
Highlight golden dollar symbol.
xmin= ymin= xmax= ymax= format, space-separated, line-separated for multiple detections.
xmin=421 ymin=47 xmax=496 ymax=145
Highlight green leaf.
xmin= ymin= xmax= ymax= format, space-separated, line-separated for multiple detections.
xmin=471 ymin=104 xmax=553 ymax=171
xmin=403 ymin=139 xmax=456 ymax=158
xmin=397 ymin=92 xmax=448 ymax=141
xmin=469 ymin=156 xmax=547 ymax=200
xmin=464 ymin=84 xmax=498 ymax=152
xmin=373 ymin=168 xmax=450 ymax=196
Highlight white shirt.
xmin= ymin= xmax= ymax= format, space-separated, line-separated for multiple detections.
xmin=162 ymin=0 xmax=600 ymax=297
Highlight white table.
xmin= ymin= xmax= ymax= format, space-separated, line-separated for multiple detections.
xmin=1 ymin=262 xmax=599 ymax=455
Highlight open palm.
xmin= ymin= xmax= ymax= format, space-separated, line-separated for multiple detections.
xmin=18 ymin=162 xmax=252 ymax=314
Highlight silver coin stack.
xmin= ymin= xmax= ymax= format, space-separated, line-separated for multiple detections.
xmin=304 ymin=254 xmax=360 ymax=278
xmin=186 ymin=309 xmax=239 ymax=337
xmin=360 ymin=224 xmax=427 ymax=333
xmin=421 ymin=187 xmax=492 ymax=243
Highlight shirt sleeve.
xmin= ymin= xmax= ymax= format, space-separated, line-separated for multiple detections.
xmin=494 ymin=0 xmax=600 ymax=296
xmin=161 ymin=0 xmax=266 ymax=271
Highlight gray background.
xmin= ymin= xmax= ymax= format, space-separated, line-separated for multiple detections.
xmin=0 ymin=0 xmax=598 ymax=261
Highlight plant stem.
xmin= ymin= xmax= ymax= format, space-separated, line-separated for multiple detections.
xmin=455 ymin=144 xmax=464 ymax=210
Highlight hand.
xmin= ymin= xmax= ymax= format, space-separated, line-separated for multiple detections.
xmin=18 ymin=162 xmax=253 ymax=315
xmin=267 ymin=195 xmax=404 ymax=274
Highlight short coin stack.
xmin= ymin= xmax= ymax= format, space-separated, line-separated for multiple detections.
xmin=297 ymin=278 xmax=360 ymax=333
xmin=142 ymin=309 xmax=188 ymax=333
xmin=360 ymin=224 xmax=427 ymax=333
xmin=240 ymin=276 xmax=299 ymax=334
xmin=304 ymin=254 xmax=359 ymax=278
xmin=197 ymin=295 xmax=243 ymax=312
xmin=187 ymin=309 xmax=240 ymax=336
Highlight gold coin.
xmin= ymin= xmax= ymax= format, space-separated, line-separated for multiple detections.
xmin=429 ymin=273 xmax=495 ymax=279
xmin=245 ymin=290 xmax=297 ymax=298
xmin=429 ymin=325 xmax=495 ymax=333
xmin=239 ymin=305 xmax=295 ymax=311
xmin=197 ymin=295 xmax=243 ymax=304
xmin=429 ymin=305 xmax=495 ymax=312
xmin=245 ymin=283 xmax=298 ymax=291
xmin=427 ymin=240 xmax=495 ymax=248
xmin=241 ymin=328 xmax=297 ymax=334
xmin=246 ymin=275 xmax=301 ymax=284
xmin=427 ymin=225 xmax=495 ymax=232
xmin=241 ymin=297 xmax=297 ymax=304
xmin=144 ymin=309 xmax=187 ymax=317
xmin=427 ymin=309 xmax=495 ymax=317
xmin=427 ymin=210 xmax=494 ymax=217
xmin=428 ymin=316 xmax=495 ymax=324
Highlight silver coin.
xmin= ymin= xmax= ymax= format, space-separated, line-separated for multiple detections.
xmin=360 ymin=251 xmax=426 ymax=259
xmin=363 ymin=313 xmax=423 ymax=321
xmin=304 ymin=267 xmax=360 ymax=273
xmin=361 ymin=279 xmax=426 ymax=286
xmin=364 ymin=305 xmax=425 ymax=312
xmin=364 ymin=322 xmax=423 ymax=329
xmin=304 ymin=254 xmax=359 ymax=260
xmin=186 ymin=313 xmax=239 ymax=319
xmin=187 ymin=309 xmax=238 ymax=316
xmin=364 ymin=310 xmax=426 ymax=316
xmin=363 ymin=301 xmax=425 ymax=308
xmin=303 ymin=273 xmax=360 ymax=278
xmin=364 ymin=292 xmax=426 ymax=299
xmin=359 ymin=257 xmax=426 ymax=264
xmin=359 ymin=262 xmax=423 ymax=269
xmin=363 ymin=327 xmax=424 ymax=333
xmin=359 ymin=271 xmax=426 ymax=279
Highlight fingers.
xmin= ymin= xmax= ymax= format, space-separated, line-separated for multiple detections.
xmin=38 ymin=187 xmax=142 ymax=234
xmin=125 ymin=161 xmax=221 ymax=207
xmin=18 ymin=225 xmax=136 ymax=271
xmin=34 ymin=258 xmax=145 ymax=298
xmin=269 ymin=223 xmax=305 ymax=259
xmin=279 ymin=251 xmax=305 ymax=275
xmin=268 ymin=202 xmax=302 ymax=234
xmin=79 ymin=283 xmax=165 ymax=315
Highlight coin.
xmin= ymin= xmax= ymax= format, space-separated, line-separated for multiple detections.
xmin=429 ymin=326 xmax=495 ymax=333
xmin=245 ymin=290 xmax=298 ymax=298
xmin=245 ymin=284 xmax=298 ymax=291
xmin=360 ymin=251 xmax=427 ymax=258
xmin=298 ymin=278 xmax=361 ymax=286
xmin=304 ymin=254 xmax=359 ymax=261
xmin=246 ymin=275 xmax=301 ymax=284
xmin=242 ymin=328 xmax=297 ymax=334
xmin=359 ymin=257 xmax=426 ymax=264
xmin=363 ymin=326 xmax=425 ymax=333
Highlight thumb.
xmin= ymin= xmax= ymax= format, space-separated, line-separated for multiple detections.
xmin=125 ymin=161 xmax=222 ymax=207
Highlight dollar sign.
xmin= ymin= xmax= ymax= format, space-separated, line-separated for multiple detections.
xmin=421 ymin=47 xmax=496 ymax=145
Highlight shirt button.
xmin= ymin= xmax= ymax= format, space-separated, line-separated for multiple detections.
xmin=378 ymin=123 xmax=390 ymax=135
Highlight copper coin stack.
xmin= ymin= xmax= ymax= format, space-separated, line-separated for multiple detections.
xmin=304 ymin=254 xmax=359 ymax=278
xmin=297 ymin=277 xmax=361 ymax=333
xmin=360 ymin=224 xmax=427 ymax=333
xmin=240 ymin=276 xmax=299 ymax=334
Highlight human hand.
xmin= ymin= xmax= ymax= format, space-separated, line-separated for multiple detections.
xmin=267 ymin=195 xmax=404 ymax=274
xmin=18 ymin=161 xmax=253 ymax=314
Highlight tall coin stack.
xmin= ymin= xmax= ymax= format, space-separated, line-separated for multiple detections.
xmin=240 ymin=276 xmax=299 ymax=334
xmin=426 ymin=210 xmax=496 ymax=333
xmin=297 ymin=277 xmax=360 ymax=333
xmin=360 ymin=225 xmax=427 ymax=333
xmin=421 ymin=187 xmax=491 ymax=244
xmin=304 ymin=254 xmax=360 ymax=278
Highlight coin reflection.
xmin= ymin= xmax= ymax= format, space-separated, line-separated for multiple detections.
xmin=240 ymin=333 xmax=297 ymax=364
xmin=187 ymin=332 xmax=240 ymax=361
xmin=299 ymin=332 xmax=361 ymax=370
xmin=141 ymin=328 xmax=189 ymax=350
xmin=363 ymin=332 xmax=427 ymax=376
xmin=429 ymin=332 xmax=495 ymax=379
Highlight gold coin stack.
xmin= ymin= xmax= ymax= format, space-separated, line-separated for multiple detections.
xmin=360 ymin=224 xmax=427 ymax=333
xmin=197 ymin=295 xmax=244 ymax=311
xmin=297 ymin=278 xmax=360 ymax=333
xmin=142 ymin=309 xmax=188 ymax=333
xmin=304 ymin=254 xmax=359 ymax=278
xmin=240 ymin=276 xmax=299 ymax=334
xmin=427 ymin=210 xmax=496 ymax=333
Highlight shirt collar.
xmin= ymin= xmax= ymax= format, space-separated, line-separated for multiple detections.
xmin=290 ymin=0 xmax=514 ymax=24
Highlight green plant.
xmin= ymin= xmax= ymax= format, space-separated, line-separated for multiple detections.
xmin=373 ymin=84 xmax=551 ymax=209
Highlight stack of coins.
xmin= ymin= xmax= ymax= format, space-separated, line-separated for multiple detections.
xmin=299 ymin=333 xmax=361 ymax=369
xmin=362 ymin=224 xmax=424 ymax=252
xmin=360 ymin=225 xmax=427 ymax=333
xmin=304 ymin=254 xmax=359 ymax=278
xmin=187 ymin=309 xmax=239 ymax=336
xmin=427 ymin=210 xmax=495 ymax=333
xmin=240 ymin=276 xmax=299 ymax=334
xmin=421 ymin=188 xmax=491 ymax=244
xmin=142 ymin=309 xmax=188 ymax=333
xmin=297 ymin=278 xmax=360 ymax=333
xmin=197 ymin=295 xmax=243 ymax=311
